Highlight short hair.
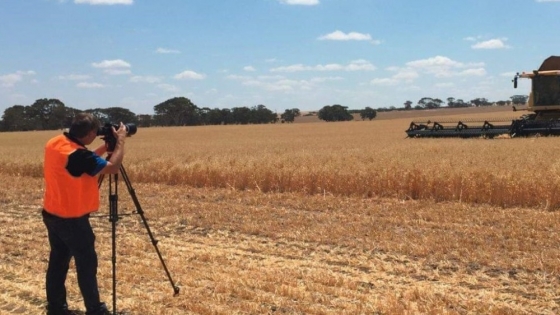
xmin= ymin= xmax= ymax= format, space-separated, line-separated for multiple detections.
xmin=68 ymin=113 xmax=101 ymax=138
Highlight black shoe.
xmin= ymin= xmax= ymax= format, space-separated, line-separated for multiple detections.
xmin=46 ymin=309 xmax=81 ymax=315
xmin=89 ymin=310 xmax=129 ymax=315
xmin=86 ymin=303 xmax=111 ymax=315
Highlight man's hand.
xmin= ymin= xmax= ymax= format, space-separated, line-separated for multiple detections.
xmin=112 ymin=122 xmax=127 ymax=141
xmin=101 ymin=122 xmax=127 ymax=174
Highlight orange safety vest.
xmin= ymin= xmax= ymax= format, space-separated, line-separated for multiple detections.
xmin=43 ymin=134 xmax=101 ymax=218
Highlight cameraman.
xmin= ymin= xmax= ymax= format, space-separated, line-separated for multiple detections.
xmin=42 ymin=113 xmax=126 ymax=315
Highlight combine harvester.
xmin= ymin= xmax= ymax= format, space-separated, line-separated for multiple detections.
xmin=406 ymin=56 xmax=560 ymax=138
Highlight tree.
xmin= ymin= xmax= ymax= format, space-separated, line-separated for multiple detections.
xmin=318 ymin=104 xmax=354 ymax=122
xmin=249 ymin=104 xmax=277 ymax=124
xmin=510 ymin=95 xmax=529 ymax=105
xmin=454 ymin=99 xmax=469 ymax=108
xmin=137 ymin=114 xmax=154 ymax=127
xmin=447 ymin=97 xmax=456 ymax=107
xmin=201 ymin=108 xmax=224 ymax=125
xmin=404 ymin=100 xmax=413 ymax=110
xmin=153 ymin=97 xmax=199 ymax=126
xmin=496 ymin=100 xmax=507 ymax=106
xmin=86 ymin=108 xmax=110 ymax=123
xmin=231 ymin=107 xmax=251 ymax=124
xmin=447 ymin=97 xmax=470 ymax=108
xmin=87 ymin=107 xmax=138 ymax=125
xmin=280 ymin=108 xmax=301 ymax=123
xmin=220 ymin=108 xmax=234 ymax=125
xmin=360 ymin=107 xmax=377 ymax=120
xmin=29 ymin=98 xmax=67 ymax=130
xmin=470 ymin=98 xmax=490 ymax=107
xmin=417 ymin=97 xmax=443 ymax=109
xmin=1 ymin=105 xmax=27 ymax=131
xmin=103 ymin=107 xmax=139 ymax=125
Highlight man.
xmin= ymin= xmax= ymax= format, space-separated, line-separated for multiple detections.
xmin=42 ymin=113 xmax=127 ymax=315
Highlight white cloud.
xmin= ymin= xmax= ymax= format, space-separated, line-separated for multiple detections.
xmin=0 ymin=74 xmax=23 ymax=87
xmin=104 ymin=69 xmax=131 ymax=75
xmin=270 ymin=64 xmax=307 ymax=72
xmin=244 ymin=78 xmax=315 ymax=92
xmin=536 ymin=0 xmax=560 ymax=2
xmin=58 ymin=74 xmax=91 ymax=81
xmin=92 ymin=59 xmax=131 ymax=75
xmin=77 ymin=82 xmax=104 ymax=88
xmin=370 ymin=78 xmax=398 ymax=86
xmin=345 ymin=59 xmax=376 ymax=71
xmin=407 ymin=56 xmax=462 ymax=69
xmin=391 ymin=68 xmax=419 ymax=81
xmin=0 ymin=71 xmax=36 ymax=87
xmin=278 ymin=0 xmax=319 ymax=5
xmin=244 ymin=66 xmax=256 ymax=72
xmin=227 ymin=73 xmax=340 ymax=92
xmin=435 ymin=82 xmax=455 ymax=88
xmin=318 ymin=31 xmax=381 ymax=45
xmin=157 ymin=83 xmax=179 ymax=92
xmin=459 ymin=68 xmax=487 ymax=76
xmin=406 ymin=55 xmax=486 ymax=77
xmin=130 ymin=75 xmax=163 ymax=83
xmin=92 ymin=59 xmax=131 ymax=69
xmin=257 ymin=75 xmax=285 ymax=80
xmin=155 ymin=48 xmax=181 ymax=54
xmin=270 ymin=60 xmax=375 ymax=72
xmin=315 ymin=64 xmax=345 ymax=71
xmin=371 ymin=56 xmax=485 ymax=85
xmin=471 ymin=38 xmax=510 ymax=49
xmin=74 ymin=0 xmax=133 ymax=5
xmin=310 ymin=76 xmax=344 ymax=83
xmin=174 ymin=70 xmax=206 ymax=80
xmin=226 ymin=74 xmax=252 ymax=81
xmin=318 ymin=30 xmax=372 ymax=41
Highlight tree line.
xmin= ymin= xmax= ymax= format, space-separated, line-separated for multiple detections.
xmin=0 ymin=94 xmax=528 ymax=132
xmin=0 ymin=97 xmax=299 ymax=132
xmin=392 ymin=95 xmax=528 ymax=112
xmin=0 ymin=97 xmax=378 ymax=131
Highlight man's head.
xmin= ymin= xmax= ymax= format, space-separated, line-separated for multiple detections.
xmin=68 ymin=113 xmax=101 ymax=145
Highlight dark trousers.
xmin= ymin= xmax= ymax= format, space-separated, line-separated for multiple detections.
xmin=42 ymin=210 xmax=106 ymax=314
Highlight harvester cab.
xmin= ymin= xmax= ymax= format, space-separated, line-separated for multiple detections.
xmin=514 ymin=56 xmax=560 ymax=119
xmin=406 ymin=56 xmax=560 ymax=138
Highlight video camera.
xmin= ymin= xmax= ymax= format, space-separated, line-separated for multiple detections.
xmin=97 ymin=123 xmax=137 ymax=151
xmin=97 ymin=123 xmax=137 ymax=138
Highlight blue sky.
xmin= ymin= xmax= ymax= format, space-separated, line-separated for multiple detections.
xmin=1 ymin=0 xmax=559 ymax=115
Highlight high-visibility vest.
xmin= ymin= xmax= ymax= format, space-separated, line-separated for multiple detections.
xmin=43 ymin=134 xmax=100 ymax=218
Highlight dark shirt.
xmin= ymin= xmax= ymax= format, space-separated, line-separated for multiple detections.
xmin=64 ymin=133 xmax=107 ymax=177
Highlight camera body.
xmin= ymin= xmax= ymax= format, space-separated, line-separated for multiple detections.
xmin=97 ymin=123 xmax=137 ymax=138
xmin=97 ymin=123 xmax=137 ymax=151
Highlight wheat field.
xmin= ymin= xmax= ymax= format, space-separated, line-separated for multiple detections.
xmin=1 ymin=107 xmax=559 ymax=314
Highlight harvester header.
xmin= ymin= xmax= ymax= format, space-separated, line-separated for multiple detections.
xmin=406 ymin=56 xmax=560 ymax=138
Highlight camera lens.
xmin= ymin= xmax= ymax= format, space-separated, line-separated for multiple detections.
xmin=124 ymin=124 xmax=137 ymax=136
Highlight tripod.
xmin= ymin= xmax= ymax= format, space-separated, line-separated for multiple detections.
xmin=98 ymin=161 xmax=180 ymax=315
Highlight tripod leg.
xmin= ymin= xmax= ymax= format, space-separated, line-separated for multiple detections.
xmin=108 ymin=174 xmax=119 ymax=315
xmin=119 ymin=165 xmax=180 ymax=296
